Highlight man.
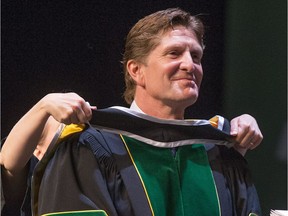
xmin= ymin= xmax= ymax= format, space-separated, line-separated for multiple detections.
xmin=1 ymin=8 xmax=262 ymax=216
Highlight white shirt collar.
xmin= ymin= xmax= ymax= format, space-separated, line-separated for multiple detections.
xmin=130 ymin=100 xmax=145 ymax=114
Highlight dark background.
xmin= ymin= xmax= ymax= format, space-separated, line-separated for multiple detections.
xmin=1 ymin=1 xmax=287 ymax=214
xmin=224 ymin=1 xmax=287 ymax=214
xmin=1 ymin=0 xmax=226 ymax=138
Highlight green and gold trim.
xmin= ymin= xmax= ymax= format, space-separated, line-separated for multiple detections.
xmin=120 ymin=134 xmax=155 ymax=216
xmin=42 ymin=210 xmax=107 ymax=216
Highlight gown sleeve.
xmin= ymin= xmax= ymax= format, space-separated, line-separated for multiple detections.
xmin=35 ymin=127 xmax=135 ymax=216
xmin=207 ymin=145 xmax=262 ymax=216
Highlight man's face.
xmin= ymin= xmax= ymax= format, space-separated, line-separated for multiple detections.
xmin=140 ymin=26 xmax=203 ymax=109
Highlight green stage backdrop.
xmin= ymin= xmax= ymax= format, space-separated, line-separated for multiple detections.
xmin=224 ymin=1 xmax=287 ymax=215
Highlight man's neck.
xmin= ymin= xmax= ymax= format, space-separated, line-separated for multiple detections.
xmin=130 ymin=100 xmax=185 ymax=120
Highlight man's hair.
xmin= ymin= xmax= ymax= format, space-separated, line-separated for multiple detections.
xmin=122 ymin=8 xmax=205 ymax=104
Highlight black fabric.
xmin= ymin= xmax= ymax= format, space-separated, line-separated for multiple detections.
xmin=2 ymin=107 xmax=262 ymax=215
xmin=20 ymin=156 xmax=39 ymax=216
xmin=94 ymin=132 xmax=153 ymax=216
xmin=33 ymin=127 xmax=261 ymax=216
xmin=35 ymin=127 xmax=152 ymax=216
xmin=91 ymin=108 xmax=232 ymax=143
xmin=208 ymin=145 xmax=262 ymax=216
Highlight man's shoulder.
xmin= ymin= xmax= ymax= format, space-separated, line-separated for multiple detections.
xmin=71 ymin=126 xmax=123 ymax=154
xmin=78 ymin=126 xmax=120 ymax=143
xmin=59 ymin=125 xmax=119 ymax=144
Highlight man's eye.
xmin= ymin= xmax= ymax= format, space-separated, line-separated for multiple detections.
xmin=168 ymin=51 xmax=179 ymax=57
xmin=191 ymin=54 xmax=202 ymax=64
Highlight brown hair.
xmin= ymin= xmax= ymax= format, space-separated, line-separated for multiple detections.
xmin=122 ymin=8 xmax=205 ymax=104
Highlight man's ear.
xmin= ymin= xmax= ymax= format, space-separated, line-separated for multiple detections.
xmin=126 ymin=59 xmax=145 ymax=87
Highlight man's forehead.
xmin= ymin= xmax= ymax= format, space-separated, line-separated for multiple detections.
xmin=160 ymin=27 xmax=202 ymax=48
xmin=168 ymin=26 xmax=196 ymax=37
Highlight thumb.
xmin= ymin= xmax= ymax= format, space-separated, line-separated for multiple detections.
xmin=230 ymin=118 xmax=239 ymax=136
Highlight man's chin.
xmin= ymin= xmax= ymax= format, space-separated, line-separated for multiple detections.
xmin=178 ymin=95 xmax=198 ymax=107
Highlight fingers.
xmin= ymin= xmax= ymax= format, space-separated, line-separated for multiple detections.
xmin=238 ymin=123 xmax=263 ymax=150
xmin=237 ymin=124 xmax=254 ymax=148
xmin=44 ymin=92 xmax=96 ymax=125
xmin=57 ymin=105 xmax=80 ymax=125
xmin=72 ymin=100 xmax=96 ymax=123
xmin=230 ymin=114 xmax=263 ymax=153
xmin=247 ymin=132 xmax=263 ymax=150
xmin=68 ymin=99 xmax=97 ymax=124
xmin=229 ymin=117 xmax=239 ymax=136
xmin=83 ymin=101 xmax=97 ymax=120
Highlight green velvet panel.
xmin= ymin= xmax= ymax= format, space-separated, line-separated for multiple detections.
xmin=123 ymin=136 xmax=220 ymax=216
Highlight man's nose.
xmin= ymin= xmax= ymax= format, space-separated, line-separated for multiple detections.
xmin=180 ymin=52 xmax=195 ymax=72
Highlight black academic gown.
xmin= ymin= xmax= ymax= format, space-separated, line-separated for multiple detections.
xmin=31 ymin=126 xmax=261 ymax=216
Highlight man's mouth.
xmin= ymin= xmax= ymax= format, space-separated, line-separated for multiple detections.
xmin=175 ymin=78 xmax=196 ymax=87
xmin=172 ymin=76 xmax=194 ymax=81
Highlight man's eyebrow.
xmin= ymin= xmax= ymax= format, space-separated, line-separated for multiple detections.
xmin=162 ymin=41 xmax=203 ymax=52
xmin=190 ymin=43 xmax=204 ymax=54
xmin=161 ymin=44 xmax=182 ymax=54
